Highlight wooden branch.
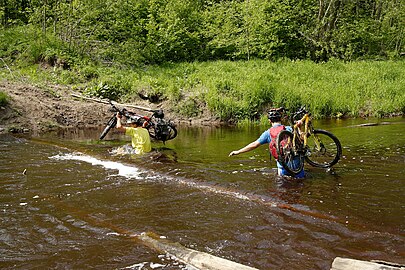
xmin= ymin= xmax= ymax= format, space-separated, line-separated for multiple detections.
xmin=331 ymin=257 xmax=404 ymax=270
xmin=71 ymin=93 xmax=156 ymax=112
xmin=138 ymin=232 xmax=259 ymax=270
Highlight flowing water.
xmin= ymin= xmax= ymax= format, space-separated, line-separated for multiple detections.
xmin=1 ymin=117 xmax=404 ymax=269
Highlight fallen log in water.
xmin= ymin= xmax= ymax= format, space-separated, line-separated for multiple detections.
xmin=331 ymin=257 xmax=405 ymax=270
xmin=137 ymin=232 xmax=259 ymax=270
xmin=45 ymin=191 xmax=257 ymax=270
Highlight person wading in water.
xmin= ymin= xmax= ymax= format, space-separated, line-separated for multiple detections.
xmin=228 ymin=109 xmax=305 ymax=178
xmin=115 ymin=112 xmax=152 ymax=154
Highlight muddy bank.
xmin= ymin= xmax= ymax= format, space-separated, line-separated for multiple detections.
xmin=0 ymin=81 xmax=220 ymax=134
xmin=0 ymin=81 xmax=111 ymax=133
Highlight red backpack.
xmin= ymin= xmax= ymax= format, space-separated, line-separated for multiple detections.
xmin=269 ymin=125 xmax=285 ymax=159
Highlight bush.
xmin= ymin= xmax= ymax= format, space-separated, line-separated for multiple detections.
xmin=84 ymin=75 xmax=132 ymax=101
xmin=0 ymin=91 xmax=9 ymax=106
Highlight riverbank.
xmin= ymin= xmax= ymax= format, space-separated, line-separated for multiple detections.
xmin=1 ymin=59 xmax=404 ymax=133
xmin=0 ymin=80 xmax=220 ymax=134
xmin=3 ymin=60 xmax=405 ymax=122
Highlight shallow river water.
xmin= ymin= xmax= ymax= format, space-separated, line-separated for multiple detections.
xmin=1 ymin=117 xmax=404 ymax=269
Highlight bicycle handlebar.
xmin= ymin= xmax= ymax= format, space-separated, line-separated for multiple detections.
xmin=288 ymin=106 xmax=310 ymax=124
xmin=108 ymin=100 xmax=124 ymax=115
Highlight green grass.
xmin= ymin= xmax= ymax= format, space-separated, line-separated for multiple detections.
xmin=108 ymin=59 xmax=405 ymax=120
xmin=0 ymin=91 xmax=9 ymax=106
xmin=2 ymin=45 xmax=404 ymax=121
xmin=2 ymin=25 xmax=404 ymax=121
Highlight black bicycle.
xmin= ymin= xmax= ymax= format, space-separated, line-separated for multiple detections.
xmin=99 ymin=100 xmax=177 ymax=143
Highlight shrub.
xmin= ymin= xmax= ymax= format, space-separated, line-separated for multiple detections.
xmin=0 ymin=91 xmax=9 ymax=106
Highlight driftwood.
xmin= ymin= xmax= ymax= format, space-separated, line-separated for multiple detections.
xmin=71 ymin=93 xmax=156 ymax=112
xmin=349 ymin=122 xmax=393 ymax=128
xmin=331 ymin=257 xmax=405 ymax=270
xmin=48 ymin=192 xmax=256 ymax=270
xmin=137 ymin=232 xmax=259 ymax=270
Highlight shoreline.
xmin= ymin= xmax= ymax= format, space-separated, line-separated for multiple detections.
xmin=0 ymin=80 xmax=403 ymax=135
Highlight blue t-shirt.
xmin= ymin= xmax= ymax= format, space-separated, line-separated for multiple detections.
xmin=257 ymin=124 xmax=292 ymax=145
xmin=257 ymin=124 xmax=304 ymax=177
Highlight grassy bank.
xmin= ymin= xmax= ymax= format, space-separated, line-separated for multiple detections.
xmin=1 ymin=58 xmax=404 ymax=122
xmin=1 ymin=24 xmax=404 ymax=123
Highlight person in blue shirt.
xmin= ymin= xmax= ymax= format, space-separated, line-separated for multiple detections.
xmin=229 ymin=109 xmax=305 ymax=178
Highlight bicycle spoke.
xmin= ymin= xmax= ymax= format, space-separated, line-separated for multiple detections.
xmin=305 ymin=129 xmax=341 ymax=168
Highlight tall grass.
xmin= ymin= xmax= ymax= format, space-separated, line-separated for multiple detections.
xmin=118 ymin=59 xmax=405 ymax=120
xmin=1 ymin=27 xmax=404 ymax=121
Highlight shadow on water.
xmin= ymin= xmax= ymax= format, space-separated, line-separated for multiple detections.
xmin=1 ymin=117 xmax=404 ymax=269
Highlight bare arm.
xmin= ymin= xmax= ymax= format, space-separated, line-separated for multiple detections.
xmin=229 ymin=141 xmax=261 ymax=157
xmin=115 ymin=113 xmax=126 ymax=132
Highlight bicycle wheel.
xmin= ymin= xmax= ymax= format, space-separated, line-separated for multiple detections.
xmin=99 ymin=116 xmax=117 ymax=140
xmin=276 ymin=130 xmax=305 ymax=175
xmin=305 ymin=129 xmax=342 ymax=168
xmin=145 ymin=123 xmax=157 ymax=139
xmin=166 ymin=124 xmax=177 ymax=141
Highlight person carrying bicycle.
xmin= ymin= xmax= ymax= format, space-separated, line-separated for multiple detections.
xmin=228 ymin=109 xmax=305 ymax=178
xmin=115 ymin=112 xmax=152 ymax=154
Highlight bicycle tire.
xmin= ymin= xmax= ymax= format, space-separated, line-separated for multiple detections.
xmin=167 ymin=125 xmax=177 ymax=140
xmin=305 ymin=129 xmax=342 ymax=168
xmin=146 ymin=121 xmax=178 ymax=142
xmin=146 ymin=123 xmax=157 ymax=139
xmin=276 ymin=130 xmax=305 ymax=175
xmin=99 ymin=116 xmax=117 ymax=140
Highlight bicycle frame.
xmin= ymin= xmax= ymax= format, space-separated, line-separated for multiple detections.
xmin=276 ymin=107 xmax=342 ymax=174
xmin=100 ymin=100 xmax=177 ymax=142
xmin=292 ymin=113 xmax=309 ymax=148
xmin=293 ymin=110 xmax=322 ymax=151
xmin=291 ymin=112 xmax=324 ymax=155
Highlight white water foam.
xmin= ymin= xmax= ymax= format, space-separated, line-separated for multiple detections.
xmin=50 ymin=153 xmax=142 ymax=179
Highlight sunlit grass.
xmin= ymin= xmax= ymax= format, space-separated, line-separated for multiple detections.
xmin=126 ymin=59 xmax=404 ymax=119
xmin=3 ymin=56 xmax=405 ymax=121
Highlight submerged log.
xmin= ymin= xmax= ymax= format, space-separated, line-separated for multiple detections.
xmin=331 ymin=257 xmax=405 ymax=270
xmin=137 ymin=232 xmax=258 ymax=270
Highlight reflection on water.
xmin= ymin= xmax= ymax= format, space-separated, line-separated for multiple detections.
xmin=0 ymin=117 xmax=404 ymax=269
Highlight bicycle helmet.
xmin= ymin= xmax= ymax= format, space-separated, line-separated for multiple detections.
xmin=267 ymin=109 xmax=282 ymax=122
xmin=153 ymin=109 xmax=164 ymax=119
xmin=127 ymin=116 xmax=143 ymax=126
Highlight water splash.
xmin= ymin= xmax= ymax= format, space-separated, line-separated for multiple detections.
xmin=49 ymin=152 xmax=344 ymax=225
xmin=50 ymin=153 xmax=142 ymax=179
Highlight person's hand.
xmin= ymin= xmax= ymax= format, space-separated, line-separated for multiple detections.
xmin=229 ymin=150 xmax=239 ymax=157
xmin=116 ymin=112 xmax=122 ymax=119
xmin=296 ymin=120 xmax=303 ymax=126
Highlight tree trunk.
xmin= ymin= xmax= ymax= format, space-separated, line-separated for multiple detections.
xmin=43 ymin=0 xmax=47 ymax=34
xmin=2 ymin=0 xmax=8 ymax=27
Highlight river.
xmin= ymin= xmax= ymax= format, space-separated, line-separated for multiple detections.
xmin=0 ymin=117 xmax=404 ymax=269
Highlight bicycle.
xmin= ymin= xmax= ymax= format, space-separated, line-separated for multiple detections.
xmin=275 ymin=107 xmax=342 ymax=175
xmin=99 ymin=100 xmax=177 ymax=143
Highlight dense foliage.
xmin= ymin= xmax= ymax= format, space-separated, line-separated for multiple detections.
xmin=1 ymin=0 xmax=403 ymax=65
xmin=0 ymin=0 xmax=404 ymax=121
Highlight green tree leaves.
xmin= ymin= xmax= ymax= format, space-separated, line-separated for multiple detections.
xmin=0 ymin=0 xmax=403 ymax=63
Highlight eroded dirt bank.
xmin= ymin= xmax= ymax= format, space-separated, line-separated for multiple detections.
xmin=0 ymin=81 xmax=218 ymax=134
xmin=0 ymin=81 xmax=113 ymax=133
